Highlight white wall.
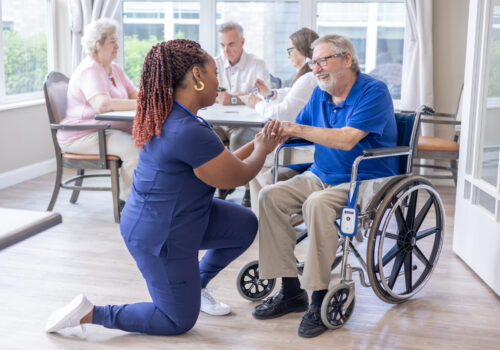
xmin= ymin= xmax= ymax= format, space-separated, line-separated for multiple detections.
xmin=433 ymin=0 xmax=469 ymax=137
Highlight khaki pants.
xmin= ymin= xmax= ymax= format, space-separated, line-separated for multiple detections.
xmin=258 ymin=171 xmax=383 ymax=291
xmin=60 ymin=130 xmax=139 ymax=201
xmin=249 ymin=146 xmax=314 ymax=216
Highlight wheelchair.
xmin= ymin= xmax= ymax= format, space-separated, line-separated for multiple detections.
xmin=236 ymin=105 xmax=445 ymax=329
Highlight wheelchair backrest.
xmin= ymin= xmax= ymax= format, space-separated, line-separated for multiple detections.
xmin=395 ymin=111 xmax=420 ymax=175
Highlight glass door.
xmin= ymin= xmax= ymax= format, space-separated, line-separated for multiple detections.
xmin=453 ymin=0 xmax=500 ymax=296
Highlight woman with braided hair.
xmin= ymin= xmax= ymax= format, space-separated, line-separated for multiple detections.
xmin=45 ymin=39 xmax=283 ymax=336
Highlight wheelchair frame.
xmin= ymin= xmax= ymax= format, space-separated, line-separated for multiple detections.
xmin=237 ymin=105 xmax=446 ymax=329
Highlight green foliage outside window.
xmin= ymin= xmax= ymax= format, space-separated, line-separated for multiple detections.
xmin=3 ymin=30 xmax=47 ymax=95
xmin=124 ymin=35 xmax=160 ymax=88
xmin=123 ymin=31 xmax=186 ymax=88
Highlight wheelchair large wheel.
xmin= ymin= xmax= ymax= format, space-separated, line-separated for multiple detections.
xmin=320 ymin=283 xmax=355 ymax=329
xmin=236 ymin=260 xmax=276 ymax=301
xmin=367 ymin=176 xmax=445 ymax=303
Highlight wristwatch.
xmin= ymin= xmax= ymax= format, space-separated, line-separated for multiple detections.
xmin=264 ymin=90 xmax=275 ymax=102
xmin=231 ymin=95 xmax=238 ymax=105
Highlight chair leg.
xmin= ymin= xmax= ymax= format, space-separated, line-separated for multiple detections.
xmin=109 ymin=161 xmax=121 ymax=223
xmin=451 ymin=159 xmax=458 ymax=185
xmin=69 ymin=169 xmax=85 ymax=204
xmin=47 ymin=163 xmax=63 ymax=211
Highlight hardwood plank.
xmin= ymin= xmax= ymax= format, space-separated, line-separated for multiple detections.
xmin=0 ymin=173 xmax=498 ymax=349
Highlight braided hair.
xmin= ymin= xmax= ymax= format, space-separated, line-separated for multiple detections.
xmin=133 ymin=39 xmax=209 ymax=148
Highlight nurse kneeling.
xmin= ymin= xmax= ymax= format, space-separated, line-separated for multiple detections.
xmin=46 ymin=39 xmax=282 ymax=336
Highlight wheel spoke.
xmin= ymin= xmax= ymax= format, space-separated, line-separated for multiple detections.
xmin=416 ymin=227 xmax=438 ymax=240
xmin=413 ymin=245 xmax=431 ymax=268
xmin=384 ymin=232 xmax=399 ymax=240
xmin=395 ymin=206 xmax=408 ymax=232
xmin=406 ymin=191 xmax=418 ymax=229
xmin=414 ymin=197 xmax=434 ymax=232
xmin=404 ymin=252 xmax=413 ymax=293
xmin=383 ymin=244 xmax=403 ymax=265
xmin=388 ymin=251 xmax=405 ymax=289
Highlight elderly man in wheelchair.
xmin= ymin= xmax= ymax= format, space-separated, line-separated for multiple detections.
xmin=236 ymin=34 xmax=445 ymax=338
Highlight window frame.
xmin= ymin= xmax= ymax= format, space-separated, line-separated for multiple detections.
xmin=116 ymin=0 xmax=406 ymax=102
xmin=0 ymin=0 xmax=54 ymax=107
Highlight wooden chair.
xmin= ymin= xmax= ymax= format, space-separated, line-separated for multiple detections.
xmin=270 ymin=74 xmax=282 ymax=89
xmin=410 ymin=88 xmax=462 ymax=185
xmin=44 ymin=71 xmax=122 ymax=223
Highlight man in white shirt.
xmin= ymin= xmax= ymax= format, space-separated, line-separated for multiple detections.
xmin=213 ymin=21 xmax=271 ymax=206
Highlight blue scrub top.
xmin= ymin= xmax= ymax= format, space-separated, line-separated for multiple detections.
xmin=120 ymin=102 xmax=225 ymax=256
xmin=295 ymin=73 xmax=398 ymax=185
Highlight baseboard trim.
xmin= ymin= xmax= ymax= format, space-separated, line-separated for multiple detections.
xmin=0 ymin=158 xmax=56 ymax=190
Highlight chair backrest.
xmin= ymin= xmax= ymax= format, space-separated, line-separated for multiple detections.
xmin=44 ymin=71 xmax=70 ymax=156
xmin=44 ymin=71 xmax=69 ymax=125
xmin=270 ymin=74 xmax=282 ymax=89
xmin=395 ymin=111 xmax=420 ymax=175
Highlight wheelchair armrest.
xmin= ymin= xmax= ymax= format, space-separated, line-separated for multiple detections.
xmin=50 ymin=124 xmax=111 ymax=130
xmin=362 ymin=146 xmax=410 ymax=158
xmin=282 ymin=137 xmax=313 ymax=148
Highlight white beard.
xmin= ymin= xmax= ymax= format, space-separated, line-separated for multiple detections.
xmin=315 ymin=72 xmax=336 ymax=92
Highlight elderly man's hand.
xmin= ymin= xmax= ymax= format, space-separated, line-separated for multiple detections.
xmin=246 ymin=94 xmax=262 ymax=109
xmin=216 ymin=91 xmax=232 ymax=105
xmin=280 ymin=121 xmax=301 ymax=137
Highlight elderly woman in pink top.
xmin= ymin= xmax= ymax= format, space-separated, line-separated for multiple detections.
xmin=57 ymin=18 xmax=138 ymax=203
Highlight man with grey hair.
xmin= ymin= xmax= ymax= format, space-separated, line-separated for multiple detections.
xmin=252 ymin=34 xmax=398 ymax=338
xmin=213 ymin=21 xmax=270 ymax=206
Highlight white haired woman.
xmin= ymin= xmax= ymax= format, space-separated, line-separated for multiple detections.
xmin=57 ymin=18 xmax=138 ymax=203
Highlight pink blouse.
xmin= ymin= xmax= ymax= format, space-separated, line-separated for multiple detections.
xmin=57 ymin=56 xmax=137 ymax=145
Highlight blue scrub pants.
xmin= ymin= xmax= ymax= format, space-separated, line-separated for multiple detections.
xmin=91 ymin=198 xmax=257 ymax=335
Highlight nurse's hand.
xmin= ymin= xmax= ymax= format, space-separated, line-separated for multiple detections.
xmin=254 ymin=119 xmax=283 ymax=154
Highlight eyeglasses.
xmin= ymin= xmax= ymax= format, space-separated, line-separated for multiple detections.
xmin=306 ymin=52 xmax=346 ymax=69
xmin=286 ymin=47 xmax=295 ymax=56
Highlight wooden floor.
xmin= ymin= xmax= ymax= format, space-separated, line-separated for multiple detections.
xmin=0 ymin=172 xmax=499 ymax=350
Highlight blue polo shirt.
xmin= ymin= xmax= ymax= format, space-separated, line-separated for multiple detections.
xmin=295 ymin=73 xmax=398 ymax=185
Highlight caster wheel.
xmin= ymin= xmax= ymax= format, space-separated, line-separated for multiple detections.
xmin=320 ymin=283 xmax=355 ymax=329
xmin=236 ymin=260 xmax=276 ymax=301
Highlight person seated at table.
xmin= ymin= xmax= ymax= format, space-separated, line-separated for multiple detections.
xmin=45 ymin=39 xmax=283 ymax=336
xmin=57 ymin=18 xmax=138 ymax=204
xmin=245 ymin=27 xmax=319 ymax=214
xmin=213 ymin=21 xmax=271 ymax=206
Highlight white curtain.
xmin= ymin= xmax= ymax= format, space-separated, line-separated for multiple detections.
xmin=400 ymin=0 xmax=433 ymax=174
xmin=400 ymin=0 xmax=434 ymax=113
xmin=69 ymin=0 xmax=121 ymax=72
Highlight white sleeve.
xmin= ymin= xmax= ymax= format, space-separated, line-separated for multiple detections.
xmin=254 ymin=73 xmax=317 ymax=122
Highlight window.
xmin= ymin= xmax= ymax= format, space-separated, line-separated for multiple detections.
xmin=316 ymin=1 xmax=405 ymax=99
xmin=122 ymin=0 xmax=201 ymax=87
xmin=0 ymin=0 xmax=49 ymax=104
xmin=215 ymin=1 xmax=299 ymax=86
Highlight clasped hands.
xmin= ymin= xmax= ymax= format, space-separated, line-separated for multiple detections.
xmin=254 ymin=119 xmax=298 ymax=153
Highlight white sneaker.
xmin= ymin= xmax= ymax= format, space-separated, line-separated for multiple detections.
xmin=200 ymin=288 xmax=231 ymax=316
xmin=45 ymin=294 xmax=94 ymax=333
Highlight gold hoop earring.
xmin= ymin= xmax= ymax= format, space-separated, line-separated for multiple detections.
xmin=194 ymin=81 xmax=205 ymax=91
